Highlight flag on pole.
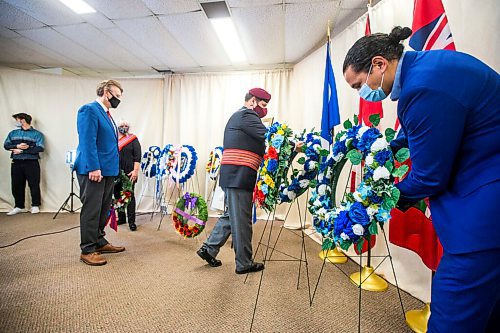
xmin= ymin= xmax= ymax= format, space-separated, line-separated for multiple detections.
xmin=320 ymin=41 xmax=340 ymax=144
xmin=389 ymin=0 xmax=453 ymax=271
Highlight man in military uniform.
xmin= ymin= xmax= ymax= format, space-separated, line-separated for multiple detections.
xmin=197 ymin=88 xmax=271 ymax=274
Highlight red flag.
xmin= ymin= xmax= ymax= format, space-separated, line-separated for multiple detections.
xmin=351 ymin=11 xmax=381 ymax=254
xmin=389 ymin=0 xmax=454 ymax=270
xmin=359 ymin=13 xmax=384 ymax=127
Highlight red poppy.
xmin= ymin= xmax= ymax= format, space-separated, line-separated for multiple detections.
xmin=256 ymin=190 xmax=265 ymax=204
xmin=268 ymin=147 xmax=278 ymax=159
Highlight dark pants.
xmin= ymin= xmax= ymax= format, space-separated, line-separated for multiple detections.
xmin=113 ymin=178 xmax=136 ymax=224
xmin=204 ymin=188 xmax=254 ymax=271
xmin=428 ymin=248 xmax=500 ymax=333
xmin=77 ymin=174 xmax=115 ymax=254
xmin=11 ymin=159 xmax=41 ymax=208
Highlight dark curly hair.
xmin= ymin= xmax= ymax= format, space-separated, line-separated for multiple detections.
xmin=343 ymin=26 xmax=412 ymax=73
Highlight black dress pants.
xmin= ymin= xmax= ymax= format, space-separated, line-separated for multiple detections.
xmin=77 ymin=174 xmax=115 ymax=254
xmin=11 ymin=159 xmax=41 ymax=208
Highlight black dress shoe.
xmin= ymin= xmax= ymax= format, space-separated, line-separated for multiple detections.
xmin=197 ymin=247 xmax=222 ymax=267
xmin=129 ymin=223 xmax=137 ymax=231
xmin=236 ymin=262 xmax=265 ymax=274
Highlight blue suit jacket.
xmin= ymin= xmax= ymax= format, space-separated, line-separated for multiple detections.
xmin=395 ymin=50 xmax=500 ymax=254
xmin=74 ymin=101 xmax=119 ymax=177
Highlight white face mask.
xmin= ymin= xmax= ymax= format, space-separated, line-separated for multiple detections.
xmin=15 ymin=121 xmax=22 ymax=127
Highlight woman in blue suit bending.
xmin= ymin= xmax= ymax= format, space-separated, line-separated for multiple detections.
xmin=343 ymin=26 xmax=500 ymax=333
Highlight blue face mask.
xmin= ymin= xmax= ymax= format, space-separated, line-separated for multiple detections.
xmin=358 ymin=65 xmax=387 ymax=102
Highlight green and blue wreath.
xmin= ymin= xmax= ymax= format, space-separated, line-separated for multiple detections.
xmin=309 ymin=116 xmax=410 ymax=252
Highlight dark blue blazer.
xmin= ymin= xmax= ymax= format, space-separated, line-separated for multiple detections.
xmin=74 ymin=101 xmax=119 ymax=177
xmin=395 ymin=50 xmax=500 ymax=254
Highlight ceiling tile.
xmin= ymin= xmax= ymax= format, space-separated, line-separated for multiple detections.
xmin=231 ymin=5 xmax=284 ymax=65
xmin=13 ymin=36 xmax=84 ymax=68
xmin=0 ymin=25 xmax=20 ymax=39
xmin=54 ymin=23 xmax=150 ymax=71
xmin=285 ymin=1 xmax=341 ymax=62
xmin=101 ymin=27 xmax=163 ymax=69
xmin=0 ymin=36 xmax=64 ymax=67
xmin=0 ymin=1 xmax=45 ymax=30
xmin=114 ymin=16 xmax=197 ymax=70
xmin=18 ymin=27 xmax=122 ymax=70
xmin=3 ymin=0 xmax=84 ymax=26
xmin=226 ymin=0 xmax=281 ymax=7
xmin=85 ymin=0 xmax=152 ymax=20
xmin=158 ymin=12 xmax=230 ymax=67
xmin=141 ymin=0 xmax=200 ymax=14
xmin=81 ymin=12 xmax=115 ymax=29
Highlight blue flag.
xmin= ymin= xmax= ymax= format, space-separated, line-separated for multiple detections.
xmin=320 ymin=41 xmax=340 ymax=144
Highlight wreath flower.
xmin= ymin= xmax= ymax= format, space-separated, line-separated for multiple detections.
xmin=172 ymin=192 xmax=208 ymax=238
xmin=309 ymin=115 xmax=410 ymax=252
xmin=253 ymin=122 xmax=294 ymax=213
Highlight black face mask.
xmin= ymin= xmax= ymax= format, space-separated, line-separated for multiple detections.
xmin=108 ymin=93 xmax=121 ymax=108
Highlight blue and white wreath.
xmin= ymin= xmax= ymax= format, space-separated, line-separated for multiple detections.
xmin=170 ymin=145 xmax=198 ymax=184
xmin=309 ymin=116 xmax=410 ymax=252
xmin=141 ymin=146 xmax=161 ymax=178
xmin=278 ymin=131 xmax=328 ymax=203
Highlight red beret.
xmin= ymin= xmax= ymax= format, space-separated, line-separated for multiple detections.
xmin=249 ymin=88 xmax=271 ymax=102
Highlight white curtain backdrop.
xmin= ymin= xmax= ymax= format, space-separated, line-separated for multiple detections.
xmin=0 ymin=0 xmax=497 ymax=302
xmin=0 ymin=68 xmax=291 ymax=213
xmin=0 ymin=68 xmax=164 ymax=212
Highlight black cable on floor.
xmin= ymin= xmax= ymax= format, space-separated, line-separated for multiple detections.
xmin=0 ymin=225 xmax=80 ymax=249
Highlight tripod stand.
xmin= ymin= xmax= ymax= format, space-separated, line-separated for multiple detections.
xmin=53 ymin=169 xmax=80 ymax=219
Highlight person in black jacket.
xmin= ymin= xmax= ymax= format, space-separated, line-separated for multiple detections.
xmin=114 ymin=119 xmax=141 ymax=231
xmin=197 ymin=88 xmax=271 ymax=274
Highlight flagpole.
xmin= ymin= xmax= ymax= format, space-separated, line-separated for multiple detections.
xmin=319 ymin=19 xmax=347 ymax=265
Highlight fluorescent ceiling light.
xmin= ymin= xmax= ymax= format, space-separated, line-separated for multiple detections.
xmin=210 ymin=18 xmax=247 ymax=63
xmin=59 ymin=0 xmax=96 ymax=14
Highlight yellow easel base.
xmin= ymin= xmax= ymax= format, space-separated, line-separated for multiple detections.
xmin=319 ymin=248 xmax=348 ymax=264
xmin=406 ymin=303 xmax=431 ymax=333
xmin=350 ymin=266 xmax=388 ymax=291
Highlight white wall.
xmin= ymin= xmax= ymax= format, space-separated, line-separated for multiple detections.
xmin=287 ymin=0 xmax=499 ymax=302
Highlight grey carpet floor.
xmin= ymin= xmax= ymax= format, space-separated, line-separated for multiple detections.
xmin=0 ymin=213 xmax=422 ymax=333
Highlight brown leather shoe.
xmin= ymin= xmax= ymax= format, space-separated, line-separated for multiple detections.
xmin=80 ymin=252 xmax=107 ymax=266
xmin=96 ymin=243 xmax=125 ymax=254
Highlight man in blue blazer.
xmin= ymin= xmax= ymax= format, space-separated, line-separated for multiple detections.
xmin=74 ymin=80 xmax=126 ymax=266
xmin=343 ymin=27 xmax=500 ymax=332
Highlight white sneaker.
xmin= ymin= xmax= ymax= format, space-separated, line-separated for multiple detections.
xmin=31 ymin=206 xmax=40 ymax=214
xmin=7 ymin=207 xmax=28 ymax=216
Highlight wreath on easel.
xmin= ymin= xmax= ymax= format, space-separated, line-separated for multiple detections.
xmin=253 ymin=122 xmax=294 ymax=213
xmin=278 ymin=131 xmax=328 ymax=203
xmin=309 ymin=115 xmax=410 ymax=252
xmin=169 ymin=145 xmax=198 ymax=185
xmin=172 ymin=192 xmax=208 ymax=238
xmin=141 ymin=146 xmax=161 ymax=178
xmin=206 ymin=146 xmax=223 ymax=180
